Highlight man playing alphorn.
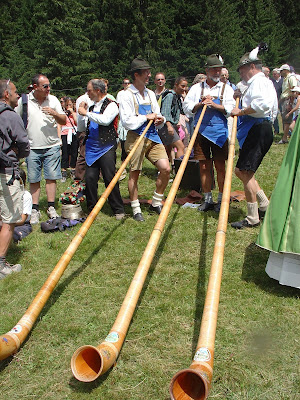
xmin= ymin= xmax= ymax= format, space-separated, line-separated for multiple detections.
xmin=118 ymin=56 xmax=170 ymax=222
xmin=230 ymin=47 xmax=278 ymax=229
xmin=183 ymin=54 xmax=235 ymax=212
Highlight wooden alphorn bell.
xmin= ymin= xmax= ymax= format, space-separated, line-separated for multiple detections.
xmin=169 ymin=99 xmax=239 ymax=400
xmin=0 ymin=121 xmax=153 ymax=361
xmin=71 ymin=106 xmax=208 ymax=382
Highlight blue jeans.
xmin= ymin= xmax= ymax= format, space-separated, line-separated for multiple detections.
xmin=26 ymin=146 xmax=62 ymax=183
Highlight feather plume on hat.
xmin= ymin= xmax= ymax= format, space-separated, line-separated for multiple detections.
xmin=249 ymin=43 xmax=268 ymax=61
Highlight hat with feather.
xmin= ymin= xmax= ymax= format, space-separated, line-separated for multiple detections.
xmin=205 ymin=54 xmax=225 ymax=68
xmin=237 ymin=43 xmax=268 ymax=71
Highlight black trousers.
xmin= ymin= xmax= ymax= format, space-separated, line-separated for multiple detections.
xmin=61 ymin=134 xmax=78 ymax=169
xmin=85 ymin=146 xmax=124 ymax=215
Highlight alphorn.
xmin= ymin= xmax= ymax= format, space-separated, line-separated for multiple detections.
xmin=169 ymin=98 xmax=240 ymax=400
xmin=0 ymin=120 xmax=153 ymax=361
xmin=71 ymin=105 xmax=208 ymax=382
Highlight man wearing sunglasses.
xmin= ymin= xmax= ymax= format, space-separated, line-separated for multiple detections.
xmin=16 ymin=74 xmax=66 ymax=224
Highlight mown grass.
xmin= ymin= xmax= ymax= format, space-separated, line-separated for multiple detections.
xmin=0 ymin=137 xmax=299 ymax=400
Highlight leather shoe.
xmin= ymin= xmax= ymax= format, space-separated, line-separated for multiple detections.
xmin=214 ymin=202 xmax=221 ymax=213
xmin=258 ymin=208 xmax=266 ymax=220
xmin=231 ymin=219 xmax=260 ymax=229
xmin=133 ymin=212 xmax=144 ymax=222
xmin=149 ymin=204 xmax=163 ymax=214
xmin=197 ymin=202 xmax=215 ymax=212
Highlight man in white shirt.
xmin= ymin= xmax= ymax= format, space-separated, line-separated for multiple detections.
xmin=119 ymin=57 xmax=170 ymax=222
xmin=230 ymin=51 xmax=278 ymax=229
xmin=183 ymin=54 xmax=235 ymax=212
xmin=77 ymin=79 xmax=125 ymax=220
xmin=15 ymin=74 xmax=66 ymax=224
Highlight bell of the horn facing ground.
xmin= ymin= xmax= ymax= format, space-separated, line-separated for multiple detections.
xmin=0 ymin=333 xmax=20 ymax=360
xmin=169 ymin=348 xmax=214 ymax=400
xmin=71 ymin=330 xmax=125 ymax=382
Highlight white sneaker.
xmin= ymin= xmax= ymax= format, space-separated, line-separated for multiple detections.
xmin=30 ymin=209 xmax=41 ymax=225
xmin=47 ymin=206 xmax=59 ymax=219
xmin=0 ymin=261 xmax=22 ymax=279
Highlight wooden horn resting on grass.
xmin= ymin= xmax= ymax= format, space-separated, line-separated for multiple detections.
xmin=0 ymin=121 xmax=154 ymax=362
xmin=71 ymin=105 xmax=208 ymax=382
xmin=169 ymin=98 xmax=240 ymax=400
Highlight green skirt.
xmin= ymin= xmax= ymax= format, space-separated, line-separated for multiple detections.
xmin=256 ymin=117 xmax=300 ymax=255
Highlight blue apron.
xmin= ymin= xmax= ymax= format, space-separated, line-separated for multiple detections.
xmin=134 ymin=101 xmax=162 ymax=144
xmin=237 ymin=115 xmax=270 ymax=149
xmin=85 ymin=112 xmax=114 ymax=166
xmin=194 ymin=97 xmax=228 ymax=148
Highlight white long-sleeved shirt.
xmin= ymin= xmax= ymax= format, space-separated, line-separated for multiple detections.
xmin=183 ymin=80 xmax=235 ymax=118
xmin=242 ymin=72 xmax=278 ymax=121
xmin=118 ymin=84 xmax=164 ymax=131
xmin=77 ymin=96 xmax=119 ymax=132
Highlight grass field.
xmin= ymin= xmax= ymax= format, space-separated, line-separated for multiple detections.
xmin=0 ymin=136 xmax=299 ymax=400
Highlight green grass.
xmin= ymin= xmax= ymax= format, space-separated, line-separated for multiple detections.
xmin=1 ymin=139 xmax=299 ymax=400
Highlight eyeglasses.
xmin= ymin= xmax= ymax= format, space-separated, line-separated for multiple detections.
xmin=42 ymin=84 xmax=51 ymax=89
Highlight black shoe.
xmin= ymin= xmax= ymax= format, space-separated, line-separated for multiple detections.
xmin=258 ymin=208 xmax=266 ymax=220
xmin=231 ymin=219 xmax=260 ymax=229
xmin=214 ymin=202 xmax=221 ymax=213
xmin=197 ymin=202 xmax=215 ymax=212
xmin=133 ymin=212 xmax=144 ymax=222
xmin=149 ymin=204 xmax=163 ymax=214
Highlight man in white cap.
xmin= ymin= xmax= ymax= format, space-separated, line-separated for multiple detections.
xmin=278 ymin=64 xmax=297 ymax=144
xmin=230 ymin=49 xmax=278 ymax=229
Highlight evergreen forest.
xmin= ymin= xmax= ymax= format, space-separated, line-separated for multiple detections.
xmin=0 ymin=0 xmax=299 ymax=96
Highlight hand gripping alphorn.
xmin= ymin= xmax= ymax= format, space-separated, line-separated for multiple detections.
xmin=0 ymin=120 xmax=153 ymax=361
xmin=71 ymin=105 xmax=208 ymax=382
xmin=169 ymin=99 xmax=240 ymax=400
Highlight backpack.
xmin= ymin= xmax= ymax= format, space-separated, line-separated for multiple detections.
xmin=159 ymin=90 xmax=184 ymax=120
xmin=0 ymin=104 xmax=16 ymax=185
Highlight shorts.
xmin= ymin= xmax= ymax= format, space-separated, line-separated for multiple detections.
xmin=125 ymin=130 xmax=168 ymax=171
xmin=26 ymin=145 xmax=62 ymax=183
xmin=281 ymin=98 xmax=293 ymax=124
xmin=158 ymin=124 xmax=181 ymax=146
xmin=236 ymin=121 xmax=273 ymax=172
xmin=194 ymin=134 xmax=228 ymax=161
xmin=0 ymin=173 xmax=23 ymax=224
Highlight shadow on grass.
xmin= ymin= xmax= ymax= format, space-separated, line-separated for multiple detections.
xmin=191 ymin=213 xmax=208 ymax=356
xmin=0 ymin=219 xmax=126 ymax=373
xmin=241 ymin=242 xmax=299 ymax=298
xmin=68 ymin=206 xmax=180 ymax=393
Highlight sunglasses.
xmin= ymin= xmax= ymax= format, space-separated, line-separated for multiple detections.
xmin=42 ymin=84 xmax=51 ymax=89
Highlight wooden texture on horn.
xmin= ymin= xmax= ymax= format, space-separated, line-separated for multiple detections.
xmin=0 ymin=121 xmax=153 ymax=361
xmin=169 ymin=99 xmax=240 ymax=400
xmin=71 ymin=105 xmax=208 ymax=382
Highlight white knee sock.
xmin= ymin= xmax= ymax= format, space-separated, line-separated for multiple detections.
xmin=131 ymin=199 xmax=141 ymax=215
xmin=256 ymin=189 xmax=269 ymax=211
xmin=246 ymin=202 xmax=260 ymax=225
xmin=152 ymin=192 xmax=164 ymax=207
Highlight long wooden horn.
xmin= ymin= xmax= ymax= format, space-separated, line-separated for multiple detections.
xmin=0 ymin=120 xmax=153 ymax=361
xmin=71 ymin=105 xmax=208 ymax=382
xmin=169 ymin=99 xmax=240 ymax=400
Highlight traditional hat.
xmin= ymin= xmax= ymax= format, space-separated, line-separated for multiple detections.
xmin=279 ymin=64 xmax=290 ymax=71
xmin=129 ymin=56 xmax=151 ymax=72
xmin=237 ymin=43 xmax=268 ymax=71
xmin=205 ymin=54 xmax=225 ymax=68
